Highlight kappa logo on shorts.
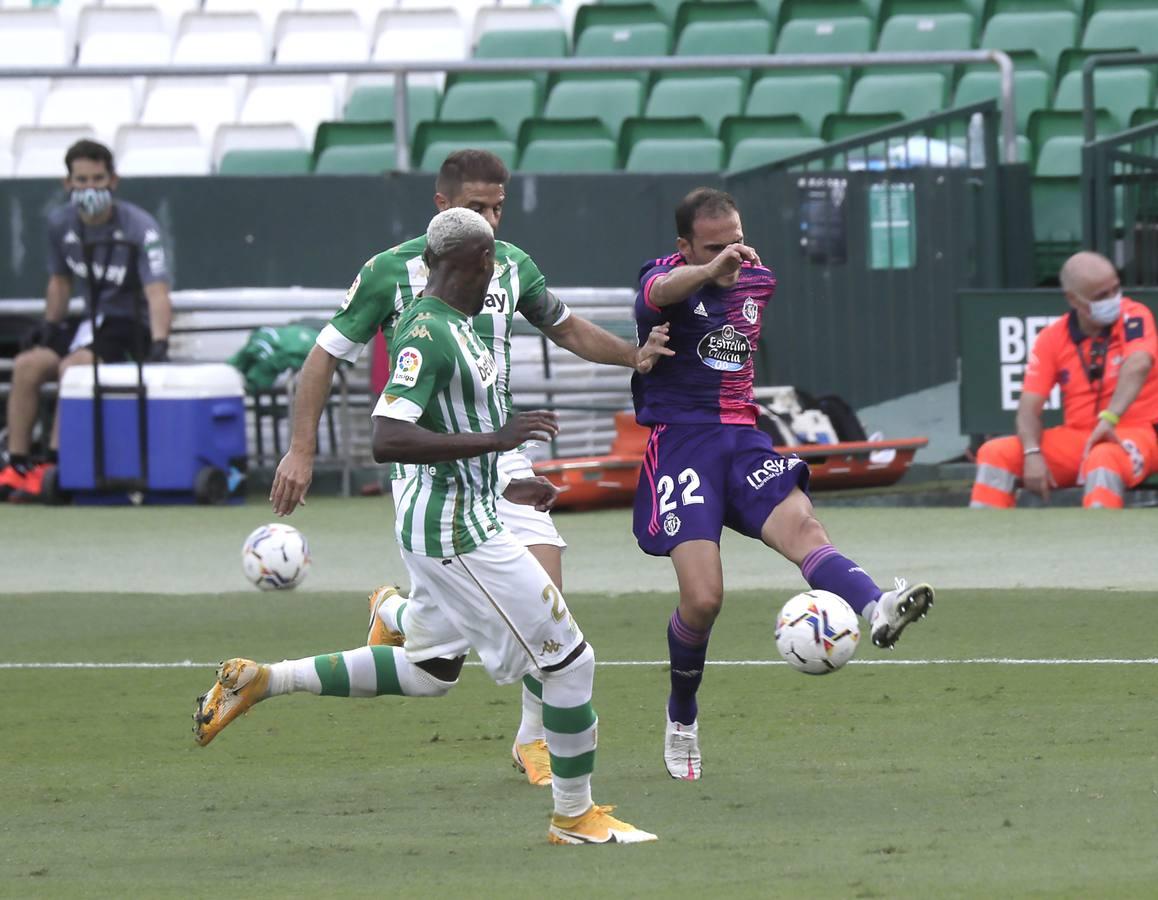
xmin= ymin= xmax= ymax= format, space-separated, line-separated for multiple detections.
xmin=746 ymin=456 xmax=804 ymax=490
xmin=541 ymin=639 xmax=563 ymax=656
xmin=663 ymin=512 xmax=681 ymax=536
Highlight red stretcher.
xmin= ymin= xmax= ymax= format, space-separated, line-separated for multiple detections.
xmin=533 ymin=413 xmax=928 ymax=511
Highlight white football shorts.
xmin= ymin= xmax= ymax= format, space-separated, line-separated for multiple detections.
xmin=399 ymin=529 xmax=584 ymax=684
xmin=390 ymin=449 xmax=566 ymax=550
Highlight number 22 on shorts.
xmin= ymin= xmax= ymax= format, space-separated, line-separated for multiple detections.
xmin=656 ymin=468 xmax=704 ymax=513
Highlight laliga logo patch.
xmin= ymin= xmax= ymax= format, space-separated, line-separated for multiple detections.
xmin=742 ymin=297 xmax=759 ymax=324
xmin=663 ymin=512 xmax=681 ymax=537
xmin=391 ymin=348 xmax=423 ymax=387
xmin=697 ymin=324 xmax=751 ymax=372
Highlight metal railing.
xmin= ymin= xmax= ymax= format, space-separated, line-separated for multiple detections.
xmin=1081 ymin=52 xmax=1158 ymax=143
xmin=1085 ymin=121 xmax=1158 ymax=285
xmin=0 ymin=50 xmax=1018 ymax=171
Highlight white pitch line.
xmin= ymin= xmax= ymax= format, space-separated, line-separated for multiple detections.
xmin=1 ymin=658 xmax=1157 ymax=670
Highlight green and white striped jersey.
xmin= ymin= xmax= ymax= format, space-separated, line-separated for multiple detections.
xmin=317 ymin=234 xmax=568 ymax=481
xmin=318 ymin=234 xmax=567 ymax=414
xmin=372 ymin=296 xmax=507 ymax=557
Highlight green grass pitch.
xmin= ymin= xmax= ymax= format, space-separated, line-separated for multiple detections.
xmin=2 ymin=501 xmax=1157 ymax=898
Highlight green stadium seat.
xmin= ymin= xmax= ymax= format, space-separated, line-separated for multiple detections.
xmin=570 ymin=22 xmax=671 ymax=85
xmin=1027 ymin=108 xmax=1117 ymax=161
xmin=438 ymin=80 xmax=540 ymax=141
xmin=1131 ymin=108 xmax=1158 ymax=129
xmin=314 ymin=144 xmax=395 ymax=175
xmin=475 ymin=28 xmax=568 ymax=60
xmin=674 ymin=1 xmax=771 ymax=36
xmin=575 ymin=20 xmax=671 ymax=55
xmin=979 ymin=10 xmax=1078 ymax=80
xmin=544 ymin=79 xmax=644 ymax=138
xmin=1032 ymin=136 xmax=1083 ymax=280
xmin=646 ymin=76 xmax=746 ymax=132
xmin=625 ymin=137 xmax=725 ymax=171
xmin=746 ymin=73 xmax=845 ymax=135
xmin=343 ymin=84 xmax=439 ymax=144
xmin=879 ymin=1 xmax=981 ymax=41
xmin=595 ymin=0 xmax=683 ymax=25
xmin=1056 ymin=47 xmax=1141 ymax=81
xmin=1053 ymin=68 xmax=1154 ymax=132
xmin=218 ymin=149 xmax=312 ymax=175
xmin=721 ymin=114 xmax=811 ymax=147
xmin=1083 ymin=10 xmax=1158 ymax=57
xmin=778 ymin=0 xmax=876 ymax=29
xmin=574 ymin=2 xmax=666 ymax=38
xmin=517 ymin=118 xmax=619 ymax=172
xmin=465 ymin=28 xmax=569 ymax=98
xmin=674 ymin=20 xmax=775 ymax=81
xmin=727 ymin=136 xmax=825 ymax=170
xmin=875 ymin=13 xmax=973 ymax=52
xmin=413 ymin=120 xmax=517 ymax=172
xmin=952 ymin=68 xmax=1049 ymax=132
xmin=313 ymin=121 xmax=394 ymax=165
xmin=821 ymin=111 xmax=904 ymax=141
xmin=1035 ymin=135 xmax=1083 ymax=177
xmin=847 ymin=72 xmax=947 ymax=120
xmin=775 ymin=17 xmax=873 ymax=55
xmin=620 ymin=115 xmax=722 ymax=171
xmin=983 ymin=0 xmax=1082 ymax=18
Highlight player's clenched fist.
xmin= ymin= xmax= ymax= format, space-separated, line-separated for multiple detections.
xmin=503 ymin=475 xmax=560 ymax=511
xmin=497 ymin=410 xmax=559 ymax=449
xmin=705 ymin=242 xmax=761 ymax=284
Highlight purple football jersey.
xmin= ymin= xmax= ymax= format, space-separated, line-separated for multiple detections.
xmin=631 ymin=252 xmax=777 ymax=426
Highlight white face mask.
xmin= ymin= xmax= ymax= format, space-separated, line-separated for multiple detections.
xmin=1087 ymin=291 xmax=1122 ymax=326
xmin=71 ymin=187 xmax=113 ymax=218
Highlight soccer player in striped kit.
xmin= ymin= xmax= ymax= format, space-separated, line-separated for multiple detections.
xmin=631 ymin=189 xmax=936 ymax=780
xmin=194 ymin=209 xmax=656 ymax=846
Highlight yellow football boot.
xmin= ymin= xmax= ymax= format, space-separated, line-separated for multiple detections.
xmin=366 ymin=585 xmax=405 ymax=647
xmin=511 ymin=739 xmax=553 ymax=786
xmin=548 ymin=805 xmax=658 ymax=845
xmin=193 ymin=658 xmax=270 ymax=747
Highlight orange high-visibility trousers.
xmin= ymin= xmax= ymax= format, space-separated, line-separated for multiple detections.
xmin=970 ymin=425 xmax=1158 ymax=509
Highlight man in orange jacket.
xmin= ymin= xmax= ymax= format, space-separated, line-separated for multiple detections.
xmin=971 ymin=251 xmax=1158 ymax=509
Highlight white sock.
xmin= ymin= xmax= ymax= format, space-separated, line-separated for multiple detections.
xmin=515 ymin=678 xmax=546 ymax=744
xmin=862 ymin=599 xmax=879 ymax=624
xmin=267 ymin=657 xmax=320 ymax=695
xmin=376 ymin=591 xmax=409 ymax=634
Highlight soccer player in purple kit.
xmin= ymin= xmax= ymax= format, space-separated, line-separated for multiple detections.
xmin=632 ymin=188 xmax=936 ymax=781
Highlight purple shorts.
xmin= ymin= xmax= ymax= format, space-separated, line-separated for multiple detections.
xmin=633 ymin=423 xmax=811 ymax=557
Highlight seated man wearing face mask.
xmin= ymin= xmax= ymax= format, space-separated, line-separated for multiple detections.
xmin=0 ymin=139 xmax=172 ymax=502
xmin=971 ymin=251 xmax=1158 ymax=509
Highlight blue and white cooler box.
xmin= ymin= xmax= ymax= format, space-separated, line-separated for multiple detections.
xmin=59 ymin=363 xmax=247 ymax=504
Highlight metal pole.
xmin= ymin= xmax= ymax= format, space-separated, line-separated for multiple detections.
xmin=392 ymin=72 xmax=409 ymax=173
xmin=988 ymin=49 xmax=1017 ymax=167
xmin=0 ymin=51 xmax=1024 ymax=170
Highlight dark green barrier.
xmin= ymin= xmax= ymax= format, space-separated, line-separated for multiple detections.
xmin=957 ymin=288 xmax=1158 ymax=435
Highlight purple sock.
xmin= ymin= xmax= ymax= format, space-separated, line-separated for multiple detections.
xmin=667 ymin=610 xmax=709 ymax=726
xmin=800 ymin=544 xmax=883 ymax=616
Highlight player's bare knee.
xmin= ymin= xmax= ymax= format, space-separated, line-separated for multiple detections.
xmin=681 ymin=589 xmax=722 ymax=627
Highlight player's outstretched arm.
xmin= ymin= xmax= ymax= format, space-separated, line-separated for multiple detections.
xmin=648 ymin=243 xmax=760 ymax=308
xmin=372 ymin=410 xmax=559 ymax=465
xmin=541 ymin=316 xmax=674 ymax=372
xmin=270 ymin=345 xmax=341 ymax=516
